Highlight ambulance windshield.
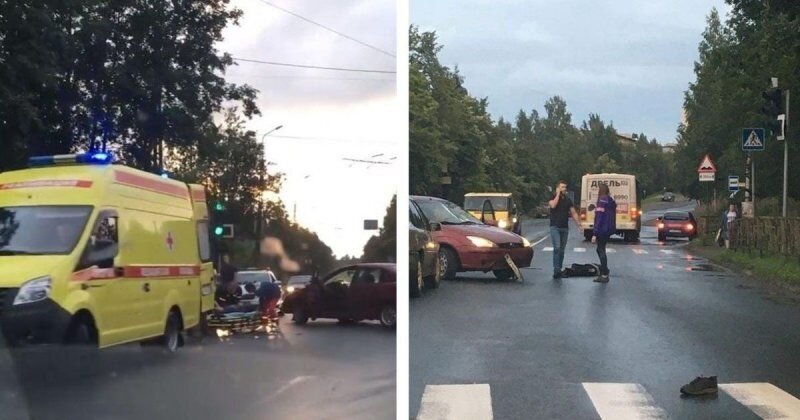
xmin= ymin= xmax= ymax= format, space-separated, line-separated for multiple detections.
xmin=0 ymin=206 xmax=93 ymax=255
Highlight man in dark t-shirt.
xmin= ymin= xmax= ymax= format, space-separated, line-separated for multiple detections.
xmin=549 ymin=181 xmax=582 ymax=279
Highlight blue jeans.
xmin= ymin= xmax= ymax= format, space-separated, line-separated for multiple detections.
xmin=549 ymin=226 xmax=569 ymax=273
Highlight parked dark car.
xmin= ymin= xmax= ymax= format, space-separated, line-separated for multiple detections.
xmin=410 ymin=199 xmax=440 ymax=297
xmin=280 ymin=263 xmax=396 ymax=327
xmin=411 ymin=195 xmax=533 ymax=281
xmin=657 ymin=211 xmax=698 ymax=241
xmin=661 ymin=192 xmax=676 ymax=202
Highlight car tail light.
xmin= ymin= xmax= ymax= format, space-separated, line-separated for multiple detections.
xmin=580 ymin=208 xmax=587 ymax=220
xmin=630 ymin=207 xmax=638 ymax=219
xmin=657 ymin=222 xmax=665 ymax=229
xmin=686 ymin=224 xmax=694 ymax=231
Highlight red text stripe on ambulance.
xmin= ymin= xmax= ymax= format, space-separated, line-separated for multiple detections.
xmin=71 ymin=265 xmax=200 ymax=281
xmin=0 ymin=180 xmax=93 ymax=190
xmin=113 ymin=170 xmax=189 ymax=199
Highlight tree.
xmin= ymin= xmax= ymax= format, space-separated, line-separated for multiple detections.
xmin=362 ymin=195 xmax=397 ymax=263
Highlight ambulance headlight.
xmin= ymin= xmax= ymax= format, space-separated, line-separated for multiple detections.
xmin=14 ymin=276 xmax=52 ymax=305
xmin=497 ymin=219 xmax=508 ymax=229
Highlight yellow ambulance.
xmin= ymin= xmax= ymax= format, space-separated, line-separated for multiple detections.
xmin=0 ymin=152 xmax=215 ymax=351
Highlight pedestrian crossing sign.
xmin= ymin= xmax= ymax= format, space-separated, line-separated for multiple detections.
xmin=742 ymin=128 xmax=765 ymax=151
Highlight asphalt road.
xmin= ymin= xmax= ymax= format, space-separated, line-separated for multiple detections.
xmin=1 ymin=319 xmax=395 ymax=420
xmin=411 ymin=203 xmax=800 ymax=419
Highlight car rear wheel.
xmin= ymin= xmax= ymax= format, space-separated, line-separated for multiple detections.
xmin=293 ymin=305 xmax=308 ymax=325
xmin=411 ymin=257 xmax=423 ymax=298
xmin=439 ymin=247 xmax=459 ymax=280
xmin=493 ymin=269 xmax=515 ymax=281
xmin=379 ymin=304 xmax=396 ymax=328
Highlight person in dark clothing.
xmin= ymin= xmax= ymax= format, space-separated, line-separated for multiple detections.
xmin=549 ymin=181 xmax=583 ymax=279
xmin=219 ymin=254 xmax=237 ymax=284
xmin=591 ymin=183 xmax=617 ymax=283
xmin=256 ymin=281 xmax=282 ymax=319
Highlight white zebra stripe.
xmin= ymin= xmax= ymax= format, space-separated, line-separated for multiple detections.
xmin=418 ymin=384 xmax=493 ymax=420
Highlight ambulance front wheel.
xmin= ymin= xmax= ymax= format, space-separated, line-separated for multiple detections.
xmin=161 ymin=310 xmax=183 ymax=353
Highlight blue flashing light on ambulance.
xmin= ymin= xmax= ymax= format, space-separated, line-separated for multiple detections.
xmin=0 ymin=151 xmax=215 ymax=351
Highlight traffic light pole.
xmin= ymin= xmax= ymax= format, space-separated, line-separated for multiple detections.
xmin=783 ymin=90 xmax=789 ymax=218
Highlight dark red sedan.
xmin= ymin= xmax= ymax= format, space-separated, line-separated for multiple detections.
xmin=657 ymin=211 xmax=698 ymax=241
xmin=280 ymin=263 xmax=396 ymax=328
xmin=411 ymin=196 xmax=533 ymax=280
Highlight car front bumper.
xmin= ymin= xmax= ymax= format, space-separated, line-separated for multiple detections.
xmin=458 ymin=246 xmax=534 ymax=271
xmin=0 ymin=289 xmax=71 ymax=345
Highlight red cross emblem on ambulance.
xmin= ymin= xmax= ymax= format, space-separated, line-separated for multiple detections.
xmin=166 ymin=232 xmax=174 ymax=251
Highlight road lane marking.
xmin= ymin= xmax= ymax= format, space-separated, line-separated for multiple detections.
xmin=543 ymin=247 xmax=554 ymax=252
xmin=418 ymin=384 xmax=493 ymax=420
xmin=606 ymin=248 xmax=616 ymax=253
xmin=582 ymin=382 xmax=667 ymax=419
xmin=633 ymin=249 xmax=648 ymax=255
xmin=532 ymin=236 xmax=549 ymax=247
xmin=574 ymin=248 xmax=586 ymax=253
xmin=720 ymin=383 xmax=800 ymax=418
xmin=660 ymin=250 xmax=675 ymax=255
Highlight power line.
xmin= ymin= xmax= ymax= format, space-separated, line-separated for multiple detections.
xmin=268 ymin=134 xmax=396 ymax=145
xmin=254 ymin=0 xmax=395 ymax=59
xmin=225 ymin=72 xmax=394 ymax=82
xmin=232 ymin=57 xmax=395 ymax=74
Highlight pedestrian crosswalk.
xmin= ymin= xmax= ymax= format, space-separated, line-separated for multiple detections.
xmin=538 ymin=247 xmax=677 ymax=256
xmin=417 ymin=382 xmax=800 ymax=419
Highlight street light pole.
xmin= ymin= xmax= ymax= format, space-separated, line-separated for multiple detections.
xmin=255 ymin=124 xmax=283 ymax=262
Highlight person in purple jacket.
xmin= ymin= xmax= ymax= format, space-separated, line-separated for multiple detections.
xmin=591 ymin=183 xmax=616 ymax=283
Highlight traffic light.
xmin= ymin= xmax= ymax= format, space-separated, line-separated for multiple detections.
xmin=214 ymin=201 xmax=225 ymax=211
xmin=761 ymin=88 xmax=785 ymax=137
xmin=213 ymin=224 xmax=234 ymax=238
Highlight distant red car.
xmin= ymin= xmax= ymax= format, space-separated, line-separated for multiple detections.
xmin=657 ymin=211 xmax=698 ymax=241
xmin=411 ymin=196 xmax=533 ymax=280
xmin=280 ymin=263 xmax=396 ymax=328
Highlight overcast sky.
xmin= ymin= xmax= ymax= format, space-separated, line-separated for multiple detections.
xmin=412 ymin=0 xmax=731 ymax=143
xmin=218 ymin=0 xmax=397 ymax=258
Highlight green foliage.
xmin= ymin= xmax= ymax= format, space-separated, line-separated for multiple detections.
xmin=362 ymin=195 xmax=397 ymax=263
xmin=408 ymin=26 xmax=676 ymax=211
xmin=676 ymin=5 xmax=800 ymax=204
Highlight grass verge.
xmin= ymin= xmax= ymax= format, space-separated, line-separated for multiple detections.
xmin=689 ymin=233 xmax=800 ymax=285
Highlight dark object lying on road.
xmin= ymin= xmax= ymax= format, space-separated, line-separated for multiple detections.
xmin=561 ymin=263 xmax=600 ymax=277
xmin=680 ymin=376 xmax=718 ymax=396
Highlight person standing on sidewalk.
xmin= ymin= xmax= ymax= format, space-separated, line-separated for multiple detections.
xmin=591 ymin=184 xmax=617 ymax=283
xmin=549 ymin=180 xmax=582 ymax=279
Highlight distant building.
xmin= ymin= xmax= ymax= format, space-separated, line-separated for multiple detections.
xmin=662 ymin=143 xmax=677 ymax=153
xmin=616 ymin=133 xmax=637 ymax=147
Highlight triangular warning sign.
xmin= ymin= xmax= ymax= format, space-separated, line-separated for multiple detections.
xmin=743 ymin=130 xmax=763 ymax=148
xmin=697 ymin=154 xmax=716 ymax=173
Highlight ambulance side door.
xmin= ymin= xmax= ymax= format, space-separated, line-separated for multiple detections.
xmin=196 ymin=220 xmax=215 ymax=315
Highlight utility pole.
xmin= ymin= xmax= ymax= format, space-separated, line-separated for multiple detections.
xmin=255 ymin=125 xmax=283 ymax=261
xmin=783 ymin=90 xmax=789 ymax=217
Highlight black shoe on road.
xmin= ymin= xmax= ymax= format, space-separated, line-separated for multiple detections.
xmin=552 ymin=271 xmax=561 ymax=279
xmin=680 ymin=376 xmax=718 ymax=395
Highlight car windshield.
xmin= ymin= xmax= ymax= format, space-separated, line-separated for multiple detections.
xmin=289 ymin=275 xmax=312 ymax=285
xmin=664 ymin=212 xmax=689 ymax=221
xmin=416 ymin=200 xmax=481 ymax=225
xmin=235 ymin=271 xmax=271 ymax=283
xmin=0 ymin=206 xmax=93 ymax=255
xmin=464 ymin=197 xmax=509 ymax=211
